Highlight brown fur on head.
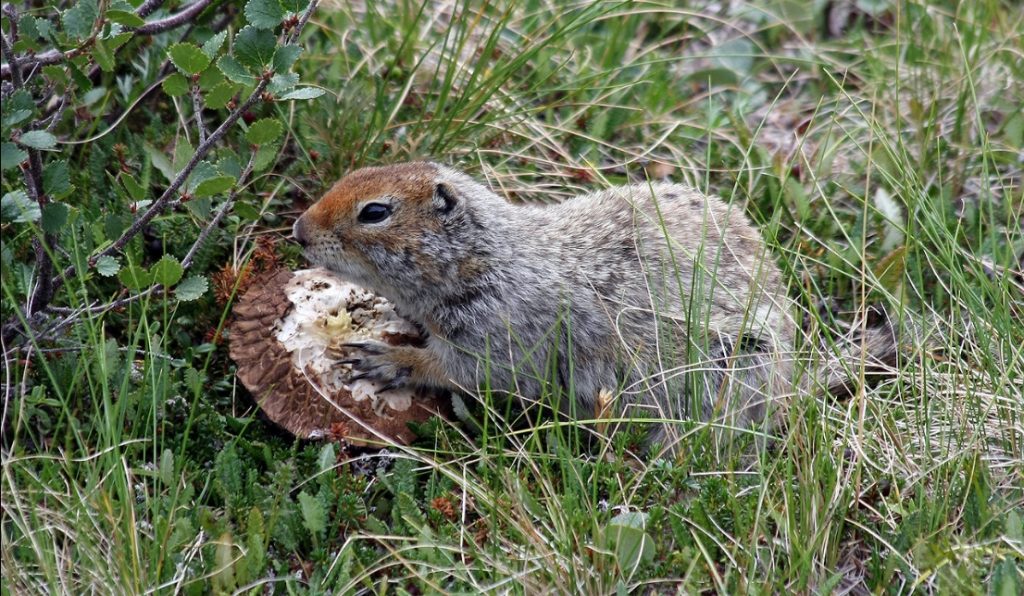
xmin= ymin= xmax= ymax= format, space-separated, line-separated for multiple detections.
xmin=292 ymin=162 xmax=497 ymax=310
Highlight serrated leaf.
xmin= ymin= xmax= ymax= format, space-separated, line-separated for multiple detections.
xmin=41 ymin=202 xmax=69 ymax=233
xmin=43 ymin=160 xmax=72 ymax=198
xmin=62 ymin=0 xmax=98 ymax=40
xmin=175 ymin=275 xmax=208 ymax=301
xmin=93 ymin=38 xmax=115 ymax=72
xmin=245 ymin=0 xmax=284 ymax=29
xmin=169 ymin=43 xmax=212 ymax=75
xmin=246 ymin=118 xmax=283 ymax=144
xmin=205 ymin=81 xmax=238 ymax=109
xmin=1 ymin=191 xmax=41 ymax=223
xmin=234 ymin=26 xmax=276 ymax=70
xmin=2 ymin=109 xmax=32 ymax=128
xmin=118 ymin=264 xmax=152 ymax=290
xmin=298 ymin=491 xmax=326 ymax=538
xmin=96 ymin=255 xmax=120 ymax=277
xmin=151 ymin=255 xmax=184 ymax=286
xmin=186 ymin=160 xmax=218 ymax=192
xmin=106 ymin=9 xmax=145 ymax=27
xmin=18 ymin=15 xmax=42 ymax=41
xmin=277 ymin=87 xmax=325 ymax=101
xmin=198 ymin=67 xmax=224 ymax=90
xmin=252 ymin=144 xmax=278 ymax=172
xmin=194 ymin=175 xmax=236 ymax=198
xmin=272 ymin=44 xmax=302 ymax=72
xmin=202 ymin=31 xmax=227 ymax=59
xmin=1 ymin=143 xmax=28 ymax=170
xmin=217 ymin=55 xmax=257 ymax=85
xmin=122 ymin=174 xmax=146 ymax=201
xmin=162 ymin=73 xmax=189 ymax=97
xmin=267 ymin=72 xmax=298 ymax=95
xmin=107 ymin=32 xmax=132 ymax=52
xmin=18 ymin=131 xmax=58 ymax=150
xmin=42 ymin=66 xmax=67 ymax=86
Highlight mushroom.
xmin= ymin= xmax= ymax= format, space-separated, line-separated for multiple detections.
xmin=228 ymin=267 xmax=446 ymax=445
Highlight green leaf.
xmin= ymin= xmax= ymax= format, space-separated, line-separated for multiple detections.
xmin=144 ymin=143 xmax=176 ymax=183
xmin=297 ymin=491 xmax=326 ymax=539
xmin=267 ymin=72 xmax=298 ymax=95
xmin=202 ymin=31 xmax=227 ymax=59
xmin=106 ymin=9 xmax=145 ymax=27
xmin=710 ymin=38 xmax=755 ymax=77
xmin=162 ymin=73 xmax=189 ymax=97
xmin=252 ymin=144 xmax=278 ymax=171
xmin=41 ymin=202 xmax=69 ymax=233
xmin=2 ymin=109 xmax=33 ymax=128
xmin=1 ymin=143 xmax=28 ymax=171
xmin=272 ymin=45 xmax=302 ymax=72
xmin=605 ymin=512 xmax=654 ymax=575
xmin=205 ymin=81 xmax=238 ymax=109
xmin=93 ymin=38 xmax=115 ymax=72
xmin=82 ymin=87 xmax=106 ymax=107
xmin=194 ymin=175 xmax=236 ymax=198
xmin=175 ymin=275 xmax=208 ymax=301
xmin=1 ymin=191 xmax=41 ymax=223
xmin=118 ymin=264 xmax=152 ymax=290
xmin=159 ymin=449 xmax=175 ymax=487
xmin=217 ymin=56 xmax=257 ymax=85
xmin=277 ymin=87 xmax=325 ymax=101
xmin=234 ymin=201 xmax=262 ymax=221
xmin=317 ymin=444 xmax=336 ymax=474
xmin=186 ymin=160 xmax=218 ymax=192
xmin=122 ymin=174 xmax=146 ymax=201
xmin=95 ymin=255 xmax=121 ymax=277
xmin=62 ymin=0 xmax=98 ymax=40
xmin=151 ymin=255 xmax=184 ymax=287
xmin=245 ymin=0 xmax=284 ymax=29
xmin=43 ymin=160 xmax=72 ymax=198
xmin=169 ymin=43 xmax=212 ymax=75
xmin=18 ymin=131 xmax=58 ymax=150
xmin=18 ymin=15 xmax=42 ymax=42
xmin=234 ymin=26 xmax=277 ymax=70
xmin=246 ymin=118 xmax=283 ymax=144
xmin=280 ymin=0 xmax=310 ymax=12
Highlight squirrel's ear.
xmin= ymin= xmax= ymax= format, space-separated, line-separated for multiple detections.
xmin=433 ymin=183 xmax=458 ymax=214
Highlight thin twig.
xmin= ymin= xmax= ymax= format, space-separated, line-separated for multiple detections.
xmin=132 ymin=0 xmax=214 ymax=36
xmin=182 ymin=150 xmax=260 ymax=269
xmin=136 ymin=0 xmax=167 ymax=18
xmin=191 ymin=83 xmax=208 ymax=144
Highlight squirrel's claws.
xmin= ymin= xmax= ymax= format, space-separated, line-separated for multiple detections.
xmin=340 ymin=340 xmax=389 ymax=354
xmin=338 ymin=341 xmax=412 ymax=390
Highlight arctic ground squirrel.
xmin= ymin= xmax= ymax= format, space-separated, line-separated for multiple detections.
xmin=292 ymin=161 xmax=893 ymax=451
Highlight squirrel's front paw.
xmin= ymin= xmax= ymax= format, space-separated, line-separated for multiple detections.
xmin=334 ymin=340 xmax=411 ymax=391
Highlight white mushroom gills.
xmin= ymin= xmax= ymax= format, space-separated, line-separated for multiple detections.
xmin=274 ymin=269 xmax=420 ymax=414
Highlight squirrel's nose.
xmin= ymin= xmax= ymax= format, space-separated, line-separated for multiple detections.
xmin=292 ymin=215 xmax=308 ymax=247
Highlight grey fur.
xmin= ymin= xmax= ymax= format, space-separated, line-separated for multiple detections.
xmin=295 ymin=163 xmax=891 ymax=452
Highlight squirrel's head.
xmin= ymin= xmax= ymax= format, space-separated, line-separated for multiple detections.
xmin=293 ymin=161 xmax=501 ymax=306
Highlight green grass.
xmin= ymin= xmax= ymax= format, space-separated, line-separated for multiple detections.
xmin=2 ymin=0 xmax=1022 ymax=593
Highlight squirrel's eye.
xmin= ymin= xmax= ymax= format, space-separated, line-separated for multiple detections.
xmin=357 ymin=202 xmax=393 ymax=224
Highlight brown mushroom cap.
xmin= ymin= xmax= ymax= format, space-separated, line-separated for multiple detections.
xmin=228 ymin=267 xmax=446 ymax=445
